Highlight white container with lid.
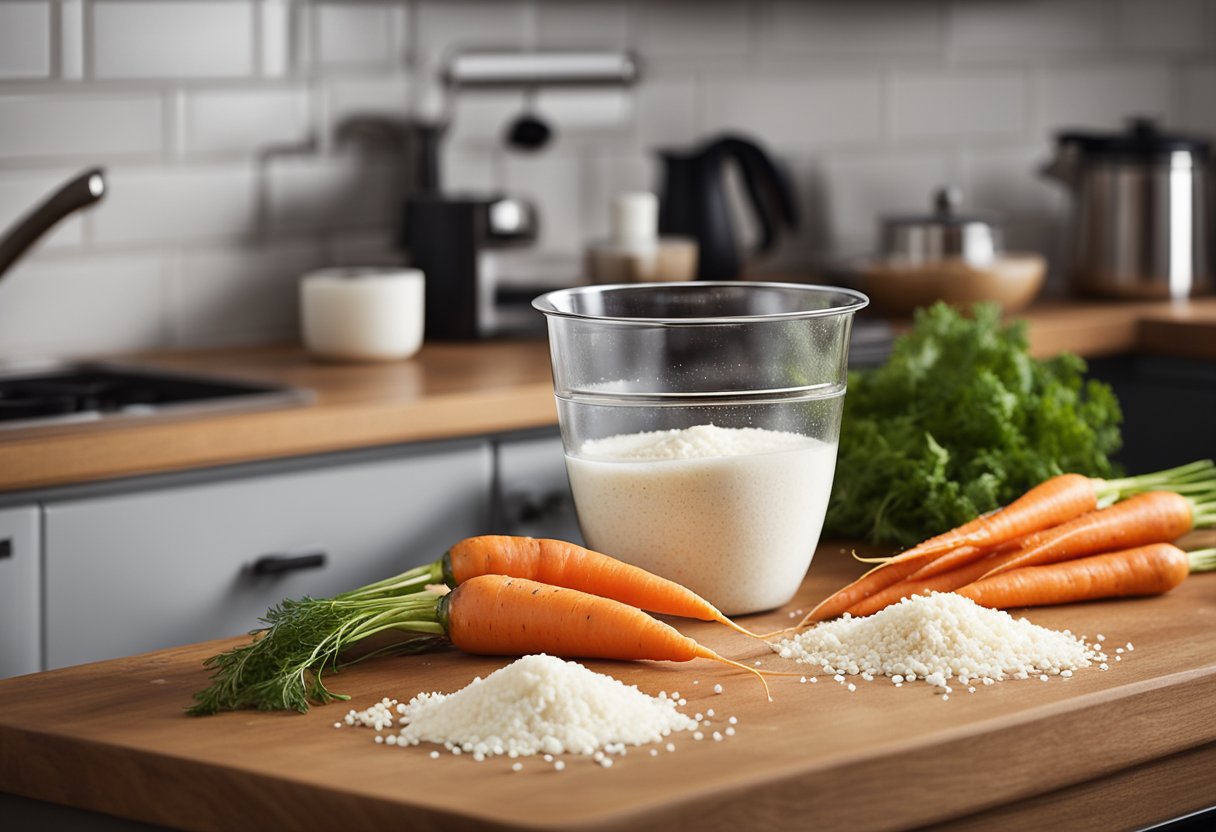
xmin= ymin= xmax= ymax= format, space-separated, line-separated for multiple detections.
xmin=585 ymin=192 xmax=698 ymax=283
xmin=300 ymin=267 xmax=425 ymax=362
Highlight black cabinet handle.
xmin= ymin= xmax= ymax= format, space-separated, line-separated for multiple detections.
xmin=251 ymin=551 xmax=327 ymax=576
xmin=512 ymin=491 xmax=570 ymax=524
xmin=0 ymin=538 xmax=11 ymax=559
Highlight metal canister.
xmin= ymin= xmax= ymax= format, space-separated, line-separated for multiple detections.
xmin=1042 ymin=117 xmax=1212 ymax=299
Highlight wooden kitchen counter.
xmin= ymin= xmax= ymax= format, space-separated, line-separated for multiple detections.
xmin=2 ymin=297 xmax=1215 ymax=494
xmin=2 ymin=542 xmax=1214 ymax=832
xmin=0 ymin=339 xmax=559 ymax=492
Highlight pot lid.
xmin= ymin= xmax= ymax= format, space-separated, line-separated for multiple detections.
xmin=1055 ymin=116 xmax=1210 ymax=159
xmin=880 ymin=187 xmax=1001 ymax=264
xmin=882 ymin=186 xmax=1000 ymax=229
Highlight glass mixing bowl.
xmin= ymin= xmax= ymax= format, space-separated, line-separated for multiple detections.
xmin=533 ymin=282 xmax=868 ymax=615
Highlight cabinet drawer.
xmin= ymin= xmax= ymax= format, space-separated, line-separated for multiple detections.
xmin=494 ymin=432 xmax=583 ymax=543
xmin=44 ymin=442 xmax=491 ymax=669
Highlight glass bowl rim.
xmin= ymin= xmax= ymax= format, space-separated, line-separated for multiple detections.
xmin=531 ymin=281 xmax=870 ymax=325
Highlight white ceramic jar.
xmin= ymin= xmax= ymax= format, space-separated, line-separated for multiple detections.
xmin=300 ymin=268 xmax=425 ymax=362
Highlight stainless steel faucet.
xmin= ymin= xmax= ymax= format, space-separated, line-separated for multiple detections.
xmin=0 ymin=168 xmax=107 ymax=281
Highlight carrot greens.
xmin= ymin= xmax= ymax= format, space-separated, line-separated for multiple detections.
xmin=188 ymin=592 xmax=448 ymax=715
xmin=824 ymin=303 xmax=1123 ymax=547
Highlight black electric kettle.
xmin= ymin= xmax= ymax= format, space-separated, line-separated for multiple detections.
xmin=657 ymin=134 xmax=799 ymax=280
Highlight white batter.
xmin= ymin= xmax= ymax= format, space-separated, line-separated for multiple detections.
xmin=565 ymin=424 xmax=838 ymax=615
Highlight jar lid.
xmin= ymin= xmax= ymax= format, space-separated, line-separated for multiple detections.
xmin=1055 ymin=117 xmax=1211 ymax=160
xmin=880 ymin=187 xmax=1002 ymax=264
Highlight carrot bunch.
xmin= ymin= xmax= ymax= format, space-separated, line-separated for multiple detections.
xmin=799 ymin=460 xmax=1216 ymax=624
xmin=190 ymin=536 xmax=769 ymax=715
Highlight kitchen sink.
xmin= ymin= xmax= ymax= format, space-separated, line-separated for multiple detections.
xmin=0 ymin=361 xmax=313 ymax=434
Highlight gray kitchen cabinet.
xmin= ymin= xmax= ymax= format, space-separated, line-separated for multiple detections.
xmin=42 ymin=441 xmax=492 ymax=670
xmin=493 ymin=430 xmax=583 ymax=544
xmin=0 ymin=506 xmax=41 ymax=678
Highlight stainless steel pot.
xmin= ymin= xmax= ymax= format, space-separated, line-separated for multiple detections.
xmin=880 ymin=187 xmax=1001 ymax=265
xmin=1042 ymin=117 xmax=1212 ymax=299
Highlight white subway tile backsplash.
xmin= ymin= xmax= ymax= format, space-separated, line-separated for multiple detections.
xmin=260 ymin=0 xmax=291 ymax=77
xmin=535 ymin=89 xmax=632 ymax=133
xmin=440 ymin=149 xmax=498 ymax=193
xmin=173 ymin=241 xmax=323 ymax=347
xmin=702 ymin=76 xmax=882 ymax=150
xmin=60 ymin=0 xmax=85 ymax=80
xmin=0 ymin=171 xmax=89 ymax=249
xmin=93 ymin=1 xmax=255 ymax=79
xmin=316 ymin=2 xmax=401 ymax=67
xmin=447 ymin=90 xmax=525 ymax=148
xmin=325 ymin=228 xmax=405 ymax=267
xmin=414 ymin=0 xmax=532 ymax=64
xmin=1179 ymin=65 xmax=1216 ymax=133
xmin=892 ymin=72 xmax=1027 ymax=141
xmin=537 ymin=1 xmax=629 ymax=48
xmin=0 ymin=2 xmax=51 ymax=79
xmin=0 ymin=0 xmax=1210 ymax=360
xmin=327 ymin=76 xmax=412 ymax=125
xmin=949 ymin=0 xmax=1107 ymax=57
xmin=266 ymin=155 xmax=398 ymax=234
xmin=1115 ymin=0 xmax=1211 ymax=52
xmin=634 ymin=78 xmax=699 ymax=148
xmin=92 ymin=165 xmax=258 ymax=245
xmin=0 ymin=95 xmax=163 ymax=160
xmin=185 ymin=88 xmax=312 ymax=155
xmin=819 ymin=151 xmax=953 ymax=249
xmin=764 ymin=1 xmax=943 ymax=57
xmin=0 ymin=252 xmax=166 ymax=358
xmin=634 ymin=1 xmax=751 ymax=60
xmin=1040 ymin=64 xmax=1175 ymax=131
xmin=959 ymin=144 xmax=1065 ymax=222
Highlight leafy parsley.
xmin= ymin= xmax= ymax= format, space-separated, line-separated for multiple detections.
xmin=824 ymin=303 xmax=1123 ymax=546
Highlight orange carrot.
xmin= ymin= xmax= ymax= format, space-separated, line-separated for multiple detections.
xmin=844 ymin=548 xmax=1016 ymax=617
xmin=875 ymin=461 xmax=1216 ymax=584
xmin=978 ymin=490 xmax=1209 ymax=579
xmin=444 ymin=575 xmax=772 ymax=698
xmin=794 ymin=556 xmax=940 ymax=626
xmin=906 ymin=473 xmax=1101 ymax=579
xmin=447 ymin=535 xmax=759 ymax=637
xmin=191 ymin=572 xmax=777 ymax=715
xmin=795 ymin=472 xmax=1099 ymax=627
xmin=346 ymin=534 xmax=762 ymax=640
xmin=955 ymin=543 xmax=1193 ymax=609
xmin=799 ymin=462 xmax=1216 ymax=628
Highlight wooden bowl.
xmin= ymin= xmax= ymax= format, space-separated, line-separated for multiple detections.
xmin=858 ymin=253 xmax=1046 ymax=317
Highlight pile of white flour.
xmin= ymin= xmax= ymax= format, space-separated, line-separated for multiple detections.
xmin=395 ymin=654 xmax=698 ymax=757
xmin=775 ymin=592 xmax=1099 ymax=687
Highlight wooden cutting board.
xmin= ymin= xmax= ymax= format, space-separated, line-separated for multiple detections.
xmin=2 ymin=540 xmax=1215 ymax=832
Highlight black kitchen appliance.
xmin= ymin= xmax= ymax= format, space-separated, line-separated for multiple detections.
xmin=399 ymin=122 xmax=539 ymax=340
xmin=657 ymin=134 xmax=799 ymax=280
xmin=403 ymin=193 xmax=538 ymax=341
xmin=398 ymin=50 xmax=641 ymax=339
